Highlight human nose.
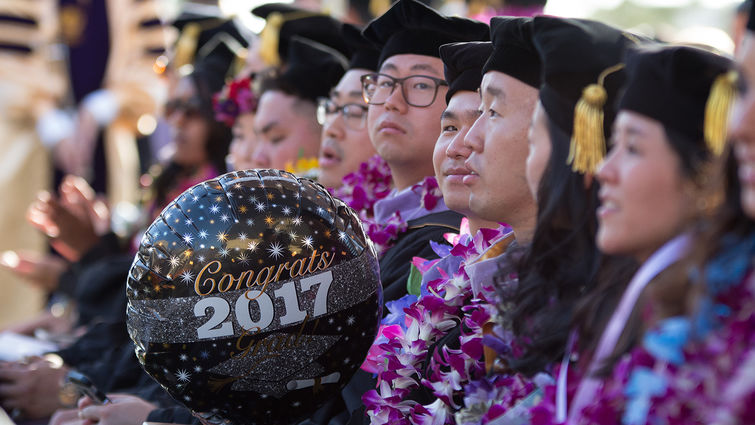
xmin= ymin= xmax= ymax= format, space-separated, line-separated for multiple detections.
xmin=595 ymin=147 xmax=618 ymax=185
xmin=323 ymin=111 xmax=345 ymax=139
xmin=383 ymin=81 xmax=408 ymax=113
xmin=464 ymin=115 xmax=485 ymax=152
xmin=251 ymin=144 xmax=271 ymax=169
xmin=447 ymin=128 xmax=473 ymax=160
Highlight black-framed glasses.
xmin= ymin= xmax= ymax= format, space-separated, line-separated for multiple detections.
xmin=316 ymin=97 xmax=369 ymax=130
xmin=361 ymin=73 xmax=448 ymax=108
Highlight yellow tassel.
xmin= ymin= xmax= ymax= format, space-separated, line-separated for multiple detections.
xmin=173 ymin=23 xmax=201 ymax=70
xmin=568 ymin=63 xmax=625 ymax=175
xmin=704 ymin=70 xmax=738 ymax=157
xmin=369 ymin=0 xmax=391 ymax=19
xmin=259 ymin=12 xmax=284 ymax=67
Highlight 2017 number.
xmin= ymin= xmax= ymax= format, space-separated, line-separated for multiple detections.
xmin=194 ymin=270 xmax=333 ymax=339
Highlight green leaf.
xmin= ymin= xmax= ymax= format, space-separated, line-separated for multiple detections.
xmin=406 ymin=264 xmax=422 ymax=296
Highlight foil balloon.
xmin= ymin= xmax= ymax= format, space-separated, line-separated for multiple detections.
xmin=127 ymin=169 xmax=381 ymax=424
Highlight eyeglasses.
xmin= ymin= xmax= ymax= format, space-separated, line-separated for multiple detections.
xmin=361 ymin=73 xmax=448 ymax=108
xmin=165 ymin=97 xmax=203 ymax=118
xmin=316 ymin=97 xmax=369 ymax=130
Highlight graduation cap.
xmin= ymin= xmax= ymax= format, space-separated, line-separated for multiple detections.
xmin=361 ymin=0 xmax=490 ymax=67
xmin=439 ymin=41 xmax=492 ymax=103
xmin=342 ymin=23 xmax=380 ymax=71
xmin=169 ymin=13 xmax=251 ymax=115
xmin=171 ymin=14 xmax=249 ymax=71
xmin=252 ymin=3 xmax=350 ymax=67
xmin=619 ymin=45 xmax=736 ymax=157
xmin=264 ymin=36 xmax=348 ymax=103
xmin=532 ymin=16 xmax=644 ymax=174
xmin=482 ymin=16 xmax=541 ymax=89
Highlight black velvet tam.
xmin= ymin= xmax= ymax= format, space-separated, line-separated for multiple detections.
xmin=439 ymin=41 xmax=492 ymax=103
xmin=252 ymin=3 xmax=350 ymax=62
xmin=532 ymin=16 xmax=643 ymax=138
xmin=278 ymin=36 xmax=348 ymax=102
xmin=342 ymin=23 xmax=380 ymax=71
xmin=619 ymin=45 xmax=734 ymax=144
xmin=483 ymin=16 xmax=541 ymax=89
xmin=362 ymin=0 xmax=489 ymax=67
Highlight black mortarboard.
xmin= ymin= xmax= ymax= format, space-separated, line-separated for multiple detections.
xmin=439 ymin=42 xmax=492 ymax=103
xmin=170 ymin=14 xmax=249 ymax=78
xmin=532 ymin=16 xmax=642 ymax=174
xmin=362 ymin=0 xmax=490 ymax=67
xmin=619 ymin=45 xmax=736 ymax=157
xmin=342 ymin=23 xmax=380 ymax=71
xmin=252 ymin=3 xmax=350 ymax=66
xmin=274 ymin=36 xmax=348 ymax=103
xmin=483 ymin=16 xmax=541 ymax=89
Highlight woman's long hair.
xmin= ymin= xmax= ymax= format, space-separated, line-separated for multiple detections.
xmin=153 ymin=68 xmax=232 ymax=209
xmin=504 ymin=118 xmax=636 ymax=377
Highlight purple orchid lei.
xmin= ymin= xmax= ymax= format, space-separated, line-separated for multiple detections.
xmin=332 ymin=154 xmax=393 ymax=217
xmin=362 ymin=224 xmax=516 ymax=424
xmin=557 ymin=232 xmax=755 ymax=425
xmin=332 ymin=159 xmax=443 ymax=257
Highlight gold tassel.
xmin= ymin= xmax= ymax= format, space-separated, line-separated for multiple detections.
xmin=369 ymin=0 xmax=391 ymax=19
xmin=173 ymin=22 xmax=201 ymax=70
xmin=568 ymin=63 xmax=625 ymax=175
xmin=704 ymin=70 xmax=738 ymax=157
xmin=259 ymin=12 xmax=284 ymax=67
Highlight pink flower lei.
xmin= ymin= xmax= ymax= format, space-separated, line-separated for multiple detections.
xmin=363 ymin=224 xmax=517 ymax=424
xmin=331 ymin=154 xmax=392 ymax=219
xmin=331 ymin=159 xmax=443 ymax=257
xmin=212 ymin=75 xmax=258 ymax=127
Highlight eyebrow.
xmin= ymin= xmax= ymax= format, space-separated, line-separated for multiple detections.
xmin=442 ymin=107 xmax=482 ymax=122
xmin=380 ymin=63 xmax=398 ymax=73
xmin=379 ymin=62 xmax=441 ymax=77
xmin=485 ymin=84 xmax=504 ymax=101
xmin=441 ymin=109 xmax=458 ymax=121
xmin=410 ymin=63 xmax=441 ymax=76
xmin=258 ymin=121 xmax=279 ymax=135
xmin=624 ymin=126 xmax=646 ymax=137
xmin=332 ymin=89 xmax=364 ymax=100
xmin=466 ymin=108 xmax=482 ymax=121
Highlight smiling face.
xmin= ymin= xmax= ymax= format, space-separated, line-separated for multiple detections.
xmin=251 ymin=91 xmax=322 ymax=171
xmin=596 ymin=110 xmax=695 ymax=262
xmin=367 ymin=54 xmax=448 ymax=189
xmin=463 ymin=71 xmax=538 ymax=224
xmin=318 ymin=69 xmax=376 ymax=189
xmin=731 ymin=34 xmax=755 ymax=218
xmin=433 ymin=91 xmax=480 ymax=215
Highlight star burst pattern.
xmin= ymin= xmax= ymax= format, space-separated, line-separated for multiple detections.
xmin=138 ymin=172 xmax=365 ymax=304
xmin=267 ymin=242 xmax=284 ymax=259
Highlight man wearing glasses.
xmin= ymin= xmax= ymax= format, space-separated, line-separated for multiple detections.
xmin=251 ymin=37 xmax=347 ymax=171
xmin=316 ymin=24 xmax=380 ymax=190
xmin=330 ymin=0 xmax=490 ymax=422
xmin=357 ymin=0 xmax=488 ymax=303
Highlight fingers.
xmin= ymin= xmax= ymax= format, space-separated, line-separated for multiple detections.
xmin=77 ymin=395 xmax=94 ymax=409
xmin=77 ymin=404 xmax=109 ymax=423
xmin=50 ymin=408 xmax=80 ymax=425
xmin=61 ymin=175 xmax=95 ymax=202
xmin=27 ymin=191 xmax=62 ymax=237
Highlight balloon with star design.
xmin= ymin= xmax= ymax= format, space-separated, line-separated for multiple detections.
xmin=127 ymin=169 xmax=382 ymax=424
